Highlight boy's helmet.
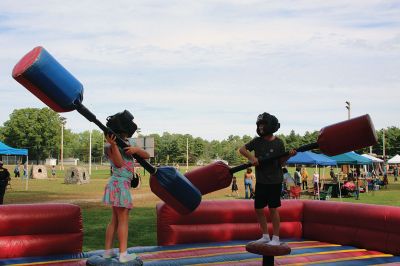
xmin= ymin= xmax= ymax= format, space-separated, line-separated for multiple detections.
xmin=106 ymin=110 xmax=137 ymax=138
xmin=256 ymin=112 xmax=280 ymax=136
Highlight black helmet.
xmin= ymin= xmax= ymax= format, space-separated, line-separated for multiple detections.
xmin=106 ymin=110 xmax=137 ymax=138
xmin=256 ymin=112 xmax=280 ymax=136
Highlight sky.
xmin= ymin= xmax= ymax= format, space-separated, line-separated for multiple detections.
xmin=0 ymin=0 xmax=399 ymax=141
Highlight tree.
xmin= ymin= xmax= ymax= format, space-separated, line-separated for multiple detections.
xmin=1 ymin=108 xmax=62 ymax=163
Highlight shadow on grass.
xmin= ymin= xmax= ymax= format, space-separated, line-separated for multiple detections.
xmin=82 ymin=205 xmax=157 ymax=251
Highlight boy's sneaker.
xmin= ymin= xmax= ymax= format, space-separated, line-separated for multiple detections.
xmin=119 ymin=252 xmax=137 ymax=263
xmin=254 ymin=236 xmax=270 ymax=244
xmin=268 ymin=239 xmax=281 ymax=246
xmin=268 ymin=235 xmax=280 ymax=246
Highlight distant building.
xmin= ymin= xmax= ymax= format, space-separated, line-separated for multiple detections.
xmin=45 ymin=158 xmax=57 ymax=166
xmin=62 ymin=158 xmax=80 ymax=166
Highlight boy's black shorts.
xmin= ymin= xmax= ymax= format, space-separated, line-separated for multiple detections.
xmin=254 ymin=183 xmax=282 ymax=209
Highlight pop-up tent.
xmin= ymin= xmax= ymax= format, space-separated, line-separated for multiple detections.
xmin=0 ymin=141 xmax=29 ymax=190
xmin=362 ymin=154 xmax=384 ymax=176
xmin=329 ymin=152 xmax=373 ymax=199
xmin=388 ymin=154 xmax=400 ymax=164
xmin=287 ymin=151 xmax=337 ymax=199
xmin=287 ymin=151 xmax=337 ymax=166
xmin=362 ymin=154 xmax=383 ymax=163
xmin=0 ymin=141 xmax=28 ymax=156
xmin=330 ymin=152 xmax=372 ymax=165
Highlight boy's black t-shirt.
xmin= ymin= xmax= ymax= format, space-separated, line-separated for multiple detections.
xmin=245 ymin=137 xmax=285 ymax=185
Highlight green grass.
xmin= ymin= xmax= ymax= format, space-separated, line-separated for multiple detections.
xmin=4 ymin=164 xmax=400 ymax=252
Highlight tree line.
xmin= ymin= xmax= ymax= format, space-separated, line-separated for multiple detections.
xmin=0 ymin=108 xmax=399 ymax=165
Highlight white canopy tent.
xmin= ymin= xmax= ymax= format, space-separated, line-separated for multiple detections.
xmin=362 ymin=154 xmax=384 ymax=163
xmin=362 ymin=154 xmax=384 ymax=181
xmin=388 ymin=154 xmax=400 ymax=164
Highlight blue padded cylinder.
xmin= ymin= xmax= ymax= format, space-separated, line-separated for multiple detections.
xmin=12 ymin=46 xmax=83 ymax=112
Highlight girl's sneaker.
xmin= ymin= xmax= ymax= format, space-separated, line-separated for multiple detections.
xmin=103 ymin=249 xmax=117 ymax=259
xmin=119 ymin=252 xmax=137 ymax=263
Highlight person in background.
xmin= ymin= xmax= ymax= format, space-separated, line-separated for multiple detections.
xmin=282 ymin=167 xmax=295 ymax=191
xmin=244 ymin=168 xmax=254 ymax=199
xmin=23 ymin=163 xmax=28 ymax=179
xmin=231 ymin=176 xmax=239 ymax=197
xmin=313 ymin=171 xmax=320 ymax=195
xmin=14 ymin=162 xmax=20 ymax=178
xmin=0 ymin=161 xmax=10 ymax=204
xmin=51 ymin=165 xmax=56 ymax=178
xmin=301 ymin=167 xmax=309 ymax=190
xmin=293 ymin=166 xmax=302 ymax=187
xmin=330 ymin=167 xmax=336 ymax=183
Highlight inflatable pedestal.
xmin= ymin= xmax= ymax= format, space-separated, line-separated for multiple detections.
xmin=245 ymin=241 xmax=291 ymax=266
xmin=86 ymin=255 xmax=143 ymax=266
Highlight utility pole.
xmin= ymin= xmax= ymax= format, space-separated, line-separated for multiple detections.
xmin=89 ymin=130 xmax=92 ymax=175
xmin=345 ymin=101 xmax=351 ymax=120
xmin=60 ymin=117 xmax=66 ymax=170
xmin=186 ymin=138 xmax=189 ymax=173
xmin=346 ymin=101 xmax=359 ymax=199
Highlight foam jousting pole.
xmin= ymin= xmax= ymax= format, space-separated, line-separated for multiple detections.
xmin=12 ymin=46 xmax=201 ymax=214
xmin=185 ymin=114 xmax=378 ymax=195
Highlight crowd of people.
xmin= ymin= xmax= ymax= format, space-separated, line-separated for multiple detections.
xmin=230 ymin=164 xmax=398 ymax=201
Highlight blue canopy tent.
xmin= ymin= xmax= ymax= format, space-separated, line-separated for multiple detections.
xmin=329 ymin=151 xmax=372 ymax=165
xmin=329 ymin=152 xmax=373 ymax=199
xmin=287 ymin=151 xmax=337 ymax=166
xmin=0 ymin=141 xmax=29 ymax=190
xmin=0 ymin=141 xmax=28 ymax=156
xmin=287 ymin=151 xmax=337 ymax=199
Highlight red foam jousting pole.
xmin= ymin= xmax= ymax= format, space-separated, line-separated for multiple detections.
xmin=185 ymin=114 xmax=378 ymax=195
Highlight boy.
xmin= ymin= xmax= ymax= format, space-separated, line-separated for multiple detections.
xmin=239 ymin=112 xmax=296 ymax=246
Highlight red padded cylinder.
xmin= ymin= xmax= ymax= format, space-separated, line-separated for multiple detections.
xmin=0 ymin=203 xmax=83 ymax=259
xmin=318 ymin=114 xmax=377 ymax=156
xmin=184 ymin=161 xmax=233 ymax=195
xmin=157 ymin=200 xmax=303 ymax=246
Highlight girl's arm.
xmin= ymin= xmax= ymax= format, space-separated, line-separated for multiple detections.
xmin=124 ymin=146 xmax=150 ymax=159
xmin=105 ymin=134 xmax=124 ymax=168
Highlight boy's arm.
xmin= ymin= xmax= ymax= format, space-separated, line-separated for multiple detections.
xmin=239 ymin=145 xmax=259 ymax=166
xmin=279 ymin=148 xmax=297 ymax=165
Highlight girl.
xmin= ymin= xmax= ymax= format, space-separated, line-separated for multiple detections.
xmin=102 ymin=110 xmax=150 ymax=263
xmin=231 ymin=176 xmax=239 ymax=197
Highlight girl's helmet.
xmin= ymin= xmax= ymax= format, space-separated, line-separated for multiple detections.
xmin=106 ymin=110 xmax=137 ymax=138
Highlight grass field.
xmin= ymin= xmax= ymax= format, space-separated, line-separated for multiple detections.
xmin=3 ymin=164 xmax=400 ymax=252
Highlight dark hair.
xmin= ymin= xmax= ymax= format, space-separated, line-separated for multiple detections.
xmin=282 ymin=167 xmax=288 ymax=173
xmin=246 ymin=168 xmax=252 ymax=173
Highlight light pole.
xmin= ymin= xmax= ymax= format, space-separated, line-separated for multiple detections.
xmin=345 ymin=101 xmax=359 ymax=199
xmin=89 ymin=130 xmax=92 ymax=175
xmin=60 ymin=117 xmax=66 ymax=170
xmin=345 ymin=101 xmax=351 ymax=120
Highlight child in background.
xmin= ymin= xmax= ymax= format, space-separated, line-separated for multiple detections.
xmin=231 ymin=176 xmax=239 ymax=197
xmin=51 ymin=165 xmax=56 ymax=178
xmin=102 ymin=110 xmax=150 ymax=263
